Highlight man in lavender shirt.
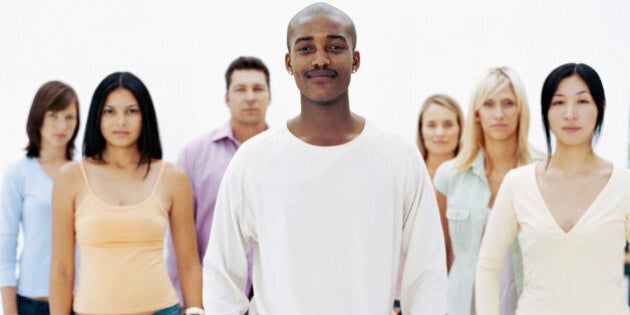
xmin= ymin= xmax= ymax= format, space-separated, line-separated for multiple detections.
xmin=166 ymin=56 xmax=271 ymax=303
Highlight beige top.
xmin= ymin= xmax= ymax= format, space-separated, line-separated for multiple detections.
xmin=476 ymin=163 xmax=630 ymax=315
xmin=73 ymin=161 xmax=178 ymax=314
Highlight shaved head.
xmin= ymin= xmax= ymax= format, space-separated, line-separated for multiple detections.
xmin=287 ymin=2 xmax=357 ymax=51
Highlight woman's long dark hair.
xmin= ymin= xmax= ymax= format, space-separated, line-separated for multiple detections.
xmin=83 ymin=72 xmax=162 ymax=175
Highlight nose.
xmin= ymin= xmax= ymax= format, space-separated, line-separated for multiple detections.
xmin=245 ymin=89 xmax=256 ymax=103
xmin=563 ymin=102 xmax=577 ymax=120
xmin=436 ymin=125 xmax=445 ymax=135
xmin=55 ymin=117 xmax=68 ymax=130
xmin=115 ymin=112 xmax=127 ymax=126
xmin=312 ymin=51 xmax=330 ymax=69
xmin=493 ymin=106 xmax=505 ymax=119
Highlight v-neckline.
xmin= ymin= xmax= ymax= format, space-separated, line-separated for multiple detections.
xmin=32 ymin=158 xmax=55 ymax=183
xmin=532 ymin=162 xmax=615 ymax=235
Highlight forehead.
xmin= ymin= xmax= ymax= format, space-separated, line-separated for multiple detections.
xmin=556 ymin=75 xmax=588 ymax=93
xmin=481 ymin=84 xmax=515 ymax=103
xmin=424 ymin=103 xmax=457 ymax=118
xmin=288 ymin=14 xmax=352 ymax=47
xmin=230 ymin=69 xmax=267 ymax=85
xmin=105 ymin=88 xmax=137 ymax=106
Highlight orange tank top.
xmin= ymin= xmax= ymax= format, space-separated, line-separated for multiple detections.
xmin=73 ymin=161 xmax=179 ymax=314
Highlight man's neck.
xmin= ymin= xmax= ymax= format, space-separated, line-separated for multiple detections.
xmin=288 ymin=95 xmax=364 ymax=146
xmin=231 ymin=120 xmax=267 ymax=144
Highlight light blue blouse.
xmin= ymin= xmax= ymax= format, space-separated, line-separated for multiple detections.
xmin=0 ymin=157 xmax=55 ymax=297
xmin=434 ymin=152 xmax=524 ymax=315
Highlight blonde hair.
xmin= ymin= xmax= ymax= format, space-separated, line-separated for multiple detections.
xmin=416 ymin=94 xmax=464 ymax=160
xmin=454 ymin=67 xmax=533 ymax=171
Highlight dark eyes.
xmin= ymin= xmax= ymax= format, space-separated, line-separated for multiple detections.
xmin=550 ymin=99 xmax=590 ymax=106
xmin=102 ymin=108 xmax=139 ymax=114
xmin=483 ymin=100 xmax=514 ymax=107
xmin=296 ymin=46 xmax=311 ymax=52
xmin=295 ymin=44 xmax=346 ymax=53
xmin=425 ymin=121 xmax=456 ymax=128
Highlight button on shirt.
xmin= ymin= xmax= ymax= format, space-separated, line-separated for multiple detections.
xmin=434 ymin=151 xmax=523 ymax=315
xmin=166 ymin=121 xmax=253 ymax=302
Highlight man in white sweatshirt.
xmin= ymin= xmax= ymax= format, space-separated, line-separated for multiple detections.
xmin=202 ymin=3 xmax=447 ymax=314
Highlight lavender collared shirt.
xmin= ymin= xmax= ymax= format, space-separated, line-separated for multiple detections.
xmin=166 ymin=121 xmax=254 ymax=303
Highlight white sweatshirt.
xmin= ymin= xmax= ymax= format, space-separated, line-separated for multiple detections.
xmin=203 ymin=121 xmax=446 ymax=315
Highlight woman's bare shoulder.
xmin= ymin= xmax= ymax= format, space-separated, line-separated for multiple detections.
xmin=159 ymin=161 xmax=189 ymax=185
xmin=56 ymin=160 xmax=83 ymax=182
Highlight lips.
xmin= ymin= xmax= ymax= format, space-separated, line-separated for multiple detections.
xmin=242 ymin=108 xmax=259 ymax=114
xmin=562 ymin=126 xmax=580 ymax=132
xmin=305 ymin=69 xmax=337 ymax=78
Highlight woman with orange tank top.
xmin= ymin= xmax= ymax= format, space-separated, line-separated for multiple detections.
xmin=49 ymin=72 xmax=204 ymax=315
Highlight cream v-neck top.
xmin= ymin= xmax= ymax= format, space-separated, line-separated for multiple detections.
xmin=476 ymin=163 xmax=630 ymax=315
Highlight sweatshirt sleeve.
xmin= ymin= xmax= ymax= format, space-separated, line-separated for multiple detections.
xmin=433 ymin=161 xmax=452 ymax=196
xmin=475 ymin=171 xmax=519 ymax=315
xmin=0 ymin=164 xmax=23 ymax=287
xmin=202 ymin=155 xmax=253 ymax=314
xmin=401 ymin=150 xmax=447 ymax=314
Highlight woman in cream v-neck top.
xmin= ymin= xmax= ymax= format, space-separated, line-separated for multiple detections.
xmin=476 ymin=63 xmax=630 ymax=315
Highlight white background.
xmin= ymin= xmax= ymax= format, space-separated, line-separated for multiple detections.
xmin=1 ymin=0 xmax=629 ymax=172
xmin=0 ymin=0 xmax=629 ymax=309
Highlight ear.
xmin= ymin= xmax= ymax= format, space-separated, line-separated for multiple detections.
xmin=285 ymin=53 xmax=293 ymax=75
xmin=225 ymin=92 xmax=230 ymax=105
xmin=474 ymin=110 xmax=480 ymax=122
xmin=352 ymin=51 xmax=361 ymax=73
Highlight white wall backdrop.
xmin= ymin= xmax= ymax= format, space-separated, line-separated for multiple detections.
xmin=1 ymin=0 xmax=629 ymax=175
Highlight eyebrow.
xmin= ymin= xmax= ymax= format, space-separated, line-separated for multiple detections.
xmin=293 ymin=35 xmax=348 ymax=46
xmin=103 ymin=104 xmax=139 ymax=108
xmin=553 ymin=90 xmax=590 ymax=97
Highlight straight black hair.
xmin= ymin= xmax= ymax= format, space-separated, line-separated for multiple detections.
xmin=83 ymin=72 xmax=162 ymax=174
xmin=540 ymin=63 xmax=605 ymax=157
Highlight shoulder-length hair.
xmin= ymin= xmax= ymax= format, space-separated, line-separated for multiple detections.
xmin=416 ymin=94 xmax=464 ymax=160
xmin=540 ymin=63 xmax=605 ymax=157
xmin=83 ymin=72 xmax=162 ymax=172
xmin=455 ymin=66 xmax=533 ymax=171
xmin=25 ymin=80 xmax=80 ymax=160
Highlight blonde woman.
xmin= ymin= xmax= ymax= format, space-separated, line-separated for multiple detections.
xmin=393 ymin=94 xmax=464 ymax=314
xmin=417 ymin=94 xmax=465 ymax=179
xmin=434 ymin=67 xmax=537 ymax=315
xmin=476 ymin=63 xmax=629 ymax=314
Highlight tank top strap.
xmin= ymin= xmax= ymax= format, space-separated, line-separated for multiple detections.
xmin=78 ymin=160 xmax=94 ymax=195
xmin=151 ymin=161 xmax=167 ymax=195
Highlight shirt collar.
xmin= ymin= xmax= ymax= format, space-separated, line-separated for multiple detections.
xmin=471 ymin=150 xmax=487 ymax=179
xmin=212 ymin=120 xmax=270 ymax=145
xmin=212 ymin=121 xmax=238 ymax=144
